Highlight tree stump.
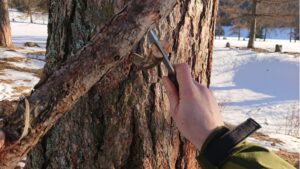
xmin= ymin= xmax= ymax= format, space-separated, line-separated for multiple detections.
xmin=226 ymin=42 xmax=231 ymax=48
xmin=24 ymin=42 xmax=40 ymax=47
xmin=275 ymin=44 xmax=282 ymax=52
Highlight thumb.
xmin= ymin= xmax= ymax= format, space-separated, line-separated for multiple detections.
xmin=163 ymin=77 xmax=179 ymax=117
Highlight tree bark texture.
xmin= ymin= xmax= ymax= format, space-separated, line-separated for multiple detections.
xmin=247 ymin=0 xmax=257 ymax=48
xmin=0 ymin=0 xmax=178 ymax=167
xmin=5 ymin=0 xmax=216 ymax=168
xmin=0 ymin=0 xmax=13 ymax=47
xmin=2 ymin=0 xmax=217 ymax=168
xmin=25 ymin=0 xmax=218 ymax=168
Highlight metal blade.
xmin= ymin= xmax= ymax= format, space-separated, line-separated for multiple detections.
xmin=148 ymin=30 xmax=175 ymax=75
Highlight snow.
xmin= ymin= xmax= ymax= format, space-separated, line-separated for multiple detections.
xmin=9 ymin=9 xmax=48 ymax=25
xmin=0 ymin=11 xmax=47 ymax=101
xmin=215 ymin=37 xmax=300 ymax=53
xmin=212 ymin=39 xmax=300 ymax=153
xmin=0 ymin=69 xmax=40 ymax=101
xmin=11 ymin=22 xmax=48 ymax=48
xmin=222 ymin=26 xmax=297 ymax=40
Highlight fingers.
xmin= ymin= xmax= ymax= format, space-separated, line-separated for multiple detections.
xmin=174 ymin=64 xmax=195 ymax=98
xmin=0 ymin=130 xmax=5 ymax=149
xmin=163 ymin=77 xmax=179 ymax=116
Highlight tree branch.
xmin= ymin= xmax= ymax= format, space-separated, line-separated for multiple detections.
xmin=0 ymin=0 xmax=176 ymax=167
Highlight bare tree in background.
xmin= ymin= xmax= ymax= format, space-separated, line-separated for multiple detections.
xmin=0 ymin=0 xmax=13 ymax=47
xmin=220 ymin=0 xmax=299 ymax=48
xmin=9 ymin=0 xmax=48 ymax=23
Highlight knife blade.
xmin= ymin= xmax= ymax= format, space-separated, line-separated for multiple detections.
xmin=148 ymin=30 xmax=179 ymax=90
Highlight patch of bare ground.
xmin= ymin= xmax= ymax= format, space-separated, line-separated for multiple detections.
xmin=0 ymin=79 xmax=13 ymax=84
xmin=0 ymin=61 xmax=43 ymax=78
xmin=0 ymin=57 xmax=30 ymax=63
xmin=275 ymin=150 xmax=299 ymax=168
xmin=12 ymin=86 xmax=32 ymax=95
xmin=283 ymin=51 xmax=300 ymax=57
xmin=232 ymin=46 xmax=300 ymax=56
xmin=251 ymin=132 xmax=283 ymax=145
xmin=26 ymin=51 xmax=46 ymax=56
xmin=3 ymin=47 xmax=25 ymax=51
xmin=22 ymin=79 xmax=32 ymax=82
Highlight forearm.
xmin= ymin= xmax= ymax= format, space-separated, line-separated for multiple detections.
xmin=197 ymin=124 xmax=295 ymax=169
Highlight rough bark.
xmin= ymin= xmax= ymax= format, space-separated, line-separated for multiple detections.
xmin=248 ymin=0 xmax=257 ymax=48
xmin=0 ymin=0 xmax=13 ymax=47
xmin=26 ymin=0 xmax=218 ymax=169
xmin=0 ymin=0 xmax=218 ymax=168
xmin=0 ymin=0 xmax=178 ymax=167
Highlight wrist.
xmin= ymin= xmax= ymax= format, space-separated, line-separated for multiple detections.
xmin=197 ymin=118 xmax=261 ymax=167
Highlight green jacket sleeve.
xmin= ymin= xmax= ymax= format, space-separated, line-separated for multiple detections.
xmin=197 ymin=127 xmax=295 ymax=169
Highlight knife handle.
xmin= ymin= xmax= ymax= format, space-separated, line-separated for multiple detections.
xmin=168 ymin=73 xmax=179 ymax=91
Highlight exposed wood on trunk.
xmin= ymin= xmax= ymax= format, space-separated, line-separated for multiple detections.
xmin=0 ymin=0 xmax=13 ymax=47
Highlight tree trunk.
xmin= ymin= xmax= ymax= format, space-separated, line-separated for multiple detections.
xmin=0 ymin=0 xmax=13 ymax=47
xmin=25 ymin=0 xmax=218 ymax=168
xmin=238 ymin=28 xmax=241 ymax=40
xmin=263 ymin=27 xmax=267 ymax=41
xmin=29 ymin=10 xmax=33 ymax=24
xmin=289 ymin=27 xmax=292 ymax=42
xmin=248 ymin=0 xmax=257 ymax=48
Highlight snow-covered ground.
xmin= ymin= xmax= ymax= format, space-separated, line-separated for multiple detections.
xmin=9 ymin=9 xmax=48 ymax=25
xmin=221 ymin=26 xmax=297 ymax=40
xmin=0 ymin=14 xmax=47 ymax=101
xmin=215 ymin=37 xmax=300 ymax=53
xmin=11 ymin=22 xmax=47 ymax=48
xmin=212 ymin=39 xmax=300 ymax=153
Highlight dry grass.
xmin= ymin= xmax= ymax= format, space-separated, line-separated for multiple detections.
xmin=12 ymin=86 xmax=32 ymax=94
xmin=0 ymin=61 xmax=43 ymax=78
xmin=275 ymin=150 xmax=299 ymax=168
xmin=251 ymin=132 xmax=283 ymax=145
xmin=0 ymin=79 xmax=13 ymax=84
xmin=3 ymin=47 xmax=25 ymax=51
xmin=238 ymin=47 xmax=276 ymax=53
xmin=23 ymin=79 xmax=32 ymax=82
xmin=236 ymin=46 xmax=300 ymax=57
xmin=27 ymin=51 xmax=46 ymax=56
xmin=0 ymin=57 xmax=30 ymax=63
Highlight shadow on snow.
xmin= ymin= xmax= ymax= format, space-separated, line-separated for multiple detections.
xmin=213 ymin=59 xmax=299 ymax=106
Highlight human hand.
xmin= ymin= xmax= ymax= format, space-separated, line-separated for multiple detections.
xmin=163 ymin=64 xmax=224 ymax=150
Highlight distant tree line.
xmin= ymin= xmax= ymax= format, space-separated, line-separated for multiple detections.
xmin=216 ymin=0 xmax=299 ymax=48
xmin=8 ymin=0 xmax=48 ymax=23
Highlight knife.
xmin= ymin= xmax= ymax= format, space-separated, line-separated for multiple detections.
xmin=148 ymin=30 xmax=179 ymax=90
